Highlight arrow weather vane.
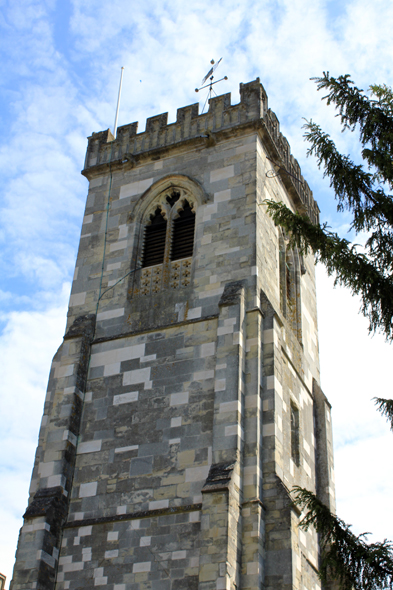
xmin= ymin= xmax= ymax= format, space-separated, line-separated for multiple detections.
xmin=195 ymin=58 xmax=228 ymax=113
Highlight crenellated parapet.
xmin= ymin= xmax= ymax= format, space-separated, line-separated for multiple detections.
xmin=83 ymin=79 xmax=266 ymax=170
xmin=82 ymin=78 xmax=319 ymax=223
xmin=262 ymin=108 xmax=320 ymax=224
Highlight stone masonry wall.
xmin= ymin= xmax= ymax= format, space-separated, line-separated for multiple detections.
xmin=11 ymin=80 xmax=335 ymax=590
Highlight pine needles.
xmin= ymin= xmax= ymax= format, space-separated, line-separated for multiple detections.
xmin=374 ymin=398 xmax=393 ymax=431
xmin=265 ymin=72 xmax=393 ymax=340
xmin=267 ymin=75 xmax=393 ymax=590
xmin=293 ymin=487 xmax=393 ymax=590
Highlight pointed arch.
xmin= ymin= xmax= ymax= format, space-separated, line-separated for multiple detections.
xmin=129 ymin=175 xmax=205 ymax=297
xmin=130 ymin=174 xmax=207 ymax=224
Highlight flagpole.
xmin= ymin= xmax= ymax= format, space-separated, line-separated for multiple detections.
xmin=113 ymin=66 xmax=124 ymax=138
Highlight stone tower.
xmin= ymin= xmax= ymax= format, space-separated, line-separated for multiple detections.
xmin=11 ymin=79 xmax=335 ymax=590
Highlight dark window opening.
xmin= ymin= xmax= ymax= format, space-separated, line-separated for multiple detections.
xmin=290 ymin=404 xmax=300 ymax=465
xmin=171 ymin=201 xmax=195 ymax=261
xmin=286 ymin=261 xmax=292 ymax=305
xmin=142 ymin=208 xmax=167 ymax=267
xmin=279 ymin=246 xmax=286 ymax=313
xmin=166 ymin=191 xmax=180 ymax=208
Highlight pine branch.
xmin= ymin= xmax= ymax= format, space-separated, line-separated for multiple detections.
xmin=302 ymin=120 xmax=393 ymax=230
xmin=374 ymin=398 xmax=393 ymax=431
xmin=264 ymin=200 xmax=393 ymax=339
xmin=311 ymin=73 xmax=393 ymax=187
xmin=293 ymin=487 xmax=393 ymax=590
xmin=265 ymin=74 xmax=393 ymax=339
xmin=370 ymin=84 xmax=393 ymax=113
xmin=366 ymin=230 xmax=393 ymax=273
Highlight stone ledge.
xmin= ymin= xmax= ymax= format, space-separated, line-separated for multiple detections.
xmin=63 ymin=503 xmax=202 ymax=529
xmin=64 ymin=314 xmax=96 ymax=341
xmin=92 ymin=313 xmax=219 ymax=345
xmin=242 ymin=498 xmax=266 ymax=511
xmin=202 ymin=461 xmax=236 ymax=493
xmin=218 ymin=280 xmax=246 ymax=307
xmin=24 ymin=486 xmax=67 ymax=520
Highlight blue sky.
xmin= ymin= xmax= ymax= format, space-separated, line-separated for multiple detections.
xmin=1 ymin=0 xmax=393 ymax=585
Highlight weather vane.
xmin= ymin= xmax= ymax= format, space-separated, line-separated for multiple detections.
xmin=195 ymin=58 xmax=228 ymax=113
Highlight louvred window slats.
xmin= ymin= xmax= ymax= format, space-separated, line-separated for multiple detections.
xmin=142 ymin=208 xmax=167 ymax=268
xmin=171 ymin=202 xmax=195 ymax=261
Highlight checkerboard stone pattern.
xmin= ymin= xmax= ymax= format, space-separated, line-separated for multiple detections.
xmin=11 ymin=79 xmax=335 ymax=590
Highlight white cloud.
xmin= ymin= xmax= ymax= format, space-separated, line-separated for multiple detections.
xmin=334 ymin=432 xmax=393 ymax=541
xmin=317 ymin=266 xmax=393 ymax=540
xmin=0 ymin=284 xmax=69 ymax=585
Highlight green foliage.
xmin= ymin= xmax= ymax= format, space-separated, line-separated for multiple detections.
xmin=293 ymin=487 xmax=393 ymax=590
xmin=265 ymin=200 xmax=393 ymax=338
xmin=374 ymin=397 xmax=393 ymax=431
xmin=266 ymin=75 xmax=393 ymax=590
xmin=265 ymin=72 xmax=393 ymax=339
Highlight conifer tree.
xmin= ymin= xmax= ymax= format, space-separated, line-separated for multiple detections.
xmin=266 ymin=73 xmax=393 ymax=340
xmin=293 ymin=487 xmax=393 ymax=590
xmin=266 ymin=73 xmax=393 ymax=431
xmin=266 ymin=73 xmax=393 ymax=589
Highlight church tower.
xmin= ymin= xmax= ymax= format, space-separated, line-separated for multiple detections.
xmin=11 ymin=78 xmax=335 ymax=590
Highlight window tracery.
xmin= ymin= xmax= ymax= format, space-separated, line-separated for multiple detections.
xmin=135 ymin=187 xmax=197 ymax=297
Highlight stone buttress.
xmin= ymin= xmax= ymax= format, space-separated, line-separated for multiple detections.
xmin=11 ymin=79 xmax=335 ymax=590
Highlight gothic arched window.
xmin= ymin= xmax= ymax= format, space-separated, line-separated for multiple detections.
xmin=279 ymin=231 xmax=302 ymax=342
xmin=137 ymin=190 xmax=196 ymax=296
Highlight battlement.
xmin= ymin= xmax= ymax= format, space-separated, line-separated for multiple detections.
xmin=82 ymin=78 xmax=319 ymax=223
